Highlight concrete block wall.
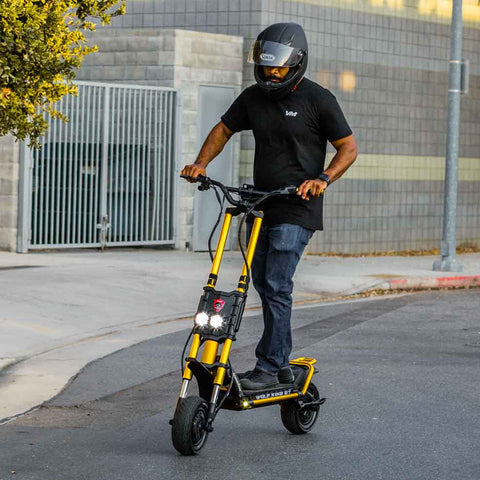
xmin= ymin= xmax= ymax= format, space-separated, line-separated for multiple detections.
xmin=79 ymin=29 xmax=177 ymax=87
xmin=78 ymin=28 xmax=244 ymax=248
xmin=172 ymin=30 xmax=243 ymax=247
xmin=0 ymin=135 xmax=20 ymax=251
xmin=256 ymin=0 xmax=480 ymax=253
xmin=308 ymin=155 xmax=480 ymax=254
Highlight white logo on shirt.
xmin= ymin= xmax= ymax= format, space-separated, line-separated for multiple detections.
xmin=285 ymin=110 xmax=298 ymax=117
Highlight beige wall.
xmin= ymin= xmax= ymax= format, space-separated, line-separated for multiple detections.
xmin=0 ymin=135 xmax=19 ymax=251
xmin=172 ymin=30 xmax=243 ymax=247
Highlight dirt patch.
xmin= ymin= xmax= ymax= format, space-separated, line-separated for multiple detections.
xmin=307 ymin=245 xmax=480 ymax=258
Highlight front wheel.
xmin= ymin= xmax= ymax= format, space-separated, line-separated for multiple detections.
xmin=280 ymin=383 xmax=321 ymax=434
xmin=172 ymin=396 xmax=209 ymax=455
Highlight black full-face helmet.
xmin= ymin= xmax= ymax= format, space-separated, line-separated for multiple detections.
xmin=247 ymin=22 xmax=308 ymax=100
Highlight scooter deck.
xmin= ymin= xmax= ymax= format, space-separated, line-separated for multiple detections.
xmin=242 ymin=364 xmax=310 ymax=393
xmin=220 ymin=364 xmax=313 ymax=411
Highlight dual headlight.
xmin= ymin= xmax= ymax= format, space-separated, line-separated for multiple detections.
xmin=194 ymin=311 xmax=224 ymax=329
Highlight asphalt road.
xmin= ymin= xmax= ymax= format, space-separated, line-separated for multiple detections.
xmin=1 ymin=289 xmax=479 ymax=480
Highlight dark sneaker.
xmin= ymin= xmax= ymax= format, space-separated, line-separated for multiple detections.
xmin=240 ymin=370 xmax=278 ymax=390
xmin=236 ymin=370 xmax=255 ymax=380
xmin=278 ymin=366 xmax=294 ymax=384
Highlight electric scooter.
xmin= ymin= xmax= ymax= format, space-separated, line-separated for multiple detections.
xmin=170 ymin=175 xmax=325 ymax=455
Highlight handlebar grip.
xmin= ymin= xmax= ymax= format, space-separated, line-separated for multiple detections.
xmin=180 ymin=174 xmax=208 ymax=182
xmin=272 ymin=185 xmax=298 ymax=195
xmin=284 ymin=185 xmax=298 ymax=195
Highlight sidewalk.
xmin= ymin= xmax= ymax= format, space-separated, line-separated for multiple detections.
xmin=1 ymin=248 xmax=480 ymax=422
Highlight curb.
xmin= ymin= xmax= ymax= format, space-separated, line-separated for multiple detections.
xmin=374 ymin=275 xmax=480 ymax=292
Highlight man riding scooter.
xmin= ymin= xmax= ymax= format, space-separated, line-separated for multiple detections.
xmin=181 ymin=22 xmax=357 ymax=390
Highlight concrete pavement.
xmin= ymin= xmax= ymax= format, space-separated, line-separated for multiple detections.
xmin=3 ymin=290 xmax=480 ymax=480
xmin=1 ymin=248 xmax=480 ymax=422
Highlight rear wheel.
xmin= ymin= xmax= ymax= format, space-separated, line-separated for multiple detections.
xmin=280 ymin=382 xmax=321 ymax=434
xmin=172 ymin=396 xmax=209 ymax=455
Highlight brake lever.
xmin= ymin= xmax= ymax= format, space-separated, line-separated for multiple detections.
xmin=198 ymin=182 xmax=211 ymax=191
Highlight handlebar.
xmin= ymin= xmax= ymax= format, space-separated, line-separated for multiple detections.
xmin=181 ymin=174 xmax=297 ymax=208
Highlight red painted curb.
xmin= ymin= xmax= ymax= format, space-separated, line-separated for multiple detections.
xmin=387 ymin=275 xmax=480 ymax=290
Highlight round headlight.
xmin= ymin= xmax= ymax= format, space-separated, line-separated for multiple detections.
xmin=209 ymin=314 xmax=224 ymax=329
xmin=194 ymin=311 xmax=209 ymax=327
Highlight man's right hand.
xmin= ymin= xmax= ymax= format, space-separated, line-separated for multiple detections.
xmin=180 ymin=164 xmax=206 ymax=183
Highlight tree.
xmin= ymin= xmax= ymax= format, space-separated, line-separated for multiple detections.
xmin=0 ymin=0 xmax=126 ymax=147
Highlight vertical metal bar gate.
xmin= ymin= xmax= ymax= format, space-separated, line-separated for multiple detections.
xmin=18 ymin=81 xmax=180 ymax=251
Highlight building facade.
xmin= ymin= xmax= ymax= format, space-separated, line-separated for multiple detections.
xmin=80 ymin=0 xmax=480 ymax=254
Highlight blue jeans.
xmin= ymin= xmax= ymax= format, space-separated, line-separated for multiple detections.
xmin=246 ymin=223 xmax=314 ymax=374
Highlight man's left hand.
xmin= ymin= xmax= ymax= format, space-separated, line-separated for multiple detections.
xmin=297 ymin=179 xmax=327 ymax=201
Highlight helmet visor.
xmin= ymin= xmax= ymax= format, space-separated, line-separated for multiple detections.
xmin=247 ymin=40 xmax=303 ymax=67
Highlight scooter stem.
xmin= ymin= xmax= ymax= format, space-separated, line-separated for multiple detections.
xmin=237 ymin=215 xmax=263 ymax=293
xmin=207 ymin=213 xmax=233 ymax=287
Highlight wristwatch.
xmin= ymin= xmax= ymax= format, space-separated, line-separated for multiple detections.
xmin=318 ymin=172 xmax=331 ymax=186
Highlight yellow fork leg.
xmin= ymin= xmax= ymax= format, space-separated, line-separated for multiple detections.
xmin=237 ymin=214 xmax=263 ymax=293
xmin=213 ymin=339 xmax=233 ymax=386
xmin=178 ymin=333 xmax=202 ymax=401
xmin=182 ymin=333 xmax=201 ymax=381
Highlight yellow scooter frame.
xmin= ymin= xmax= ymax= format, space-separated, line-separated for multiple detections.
xmin=171 ymin=177 xmax=325 ymax=455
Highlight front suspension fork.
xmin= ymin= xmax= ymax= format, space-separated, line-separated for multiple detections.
xmin=175 ymin=212 xmax=263 ymax=428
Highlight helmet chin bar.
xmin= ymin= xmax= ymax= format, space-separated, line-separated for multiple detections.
xmin=254 ymin=58 xmax=307 ymax=100
xmin=261 ymin=66 xmax=298 ymax=88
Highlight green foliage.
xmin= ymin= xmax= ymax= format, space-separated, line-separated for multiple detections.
xmin=0 ymin=0 xmax=126 ymax=147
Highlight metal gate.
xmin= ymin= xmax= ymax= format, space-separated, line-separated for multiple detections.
xmin=18 ymin=81 xmax=180 ymax=251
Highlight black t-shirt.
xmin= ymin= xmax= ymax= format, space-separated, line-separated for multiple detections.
xmin=221 ymin=78 xmax=352 ymax=230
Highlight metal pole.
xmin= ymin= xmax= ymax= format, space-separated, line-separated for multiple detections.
xmin=433 ymin=0 xmax=463 ymax=272
xmin=99 ymin=86 xmax=111 ymax=250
